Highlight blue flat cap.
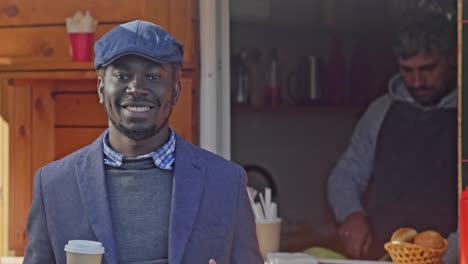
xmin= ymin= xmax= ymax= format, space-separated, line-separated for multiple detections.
xmin=94 ymin=20 xmax=184 ymax=70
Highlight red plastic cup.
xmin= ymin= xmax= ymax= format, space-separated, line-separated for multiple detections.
xmin=69 ymin=33 xmax=94 ymax=62
xmin=264 ymin=86 xmax=282 ymax=107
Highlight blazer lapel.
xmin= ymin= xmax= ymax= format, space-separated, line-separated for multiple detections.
xmin=169 ymin=135 xmax=205 ymax=264
xmin=75 ymin=133 xmax=118 ymax=264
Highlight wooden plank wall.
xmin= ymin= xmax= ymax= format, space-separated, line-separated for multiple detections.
xmin=172 ymin=76 xmax=194 ymax=141
xmin=8 ymin=80 xmax=32 ymax=252
xmin=0 ymin=0 xmax=195 ymax=67
xmin=1 ymin=0 xmax=197 ymax=254
xmin=52 ymin=76 xmax=194 ymax=159
xmin=53 ymin=80 xmax=107 ymax=159
xmin=6 ymin=80 xmax=57 ymax=252
xmin=6 ymin=80 xmax=104 ymax=254
xmin=9 ymin=80 xmax=56 ymax=252
xmin=0 ymin=0 xmax=162 ymax=25
xmin=5 ymin=77 xmax=194 ymax=252
xmin=0 ymin=79 xmax=10 ymax=256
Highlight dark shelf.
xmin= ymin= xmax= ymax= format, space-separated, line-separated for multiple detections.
xmin=231 ymin=104 xmax=366 ymax=114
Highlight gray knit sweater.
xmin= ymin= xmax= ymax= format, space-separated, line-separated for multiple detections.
xmin=105 ymin=157 xmax=173 ymax=264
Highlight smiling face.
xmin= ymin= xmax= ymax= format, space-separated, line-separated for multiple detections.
xmin=98 ymin=55 xmax=180 ymax=142
xmin=398 ymin=51 xmax=455 ymax=107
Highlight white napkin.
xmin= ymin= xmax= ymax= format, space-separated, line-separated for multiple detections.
xmin=65 ymin=10 xmax=98 ymax=33
xmin=266 ymin=252 xmax=318 ymax=264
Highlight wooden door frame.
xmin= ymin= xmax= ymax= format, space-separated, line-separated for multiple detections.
xmin=0 ymin=79 xmax=11 ymax=256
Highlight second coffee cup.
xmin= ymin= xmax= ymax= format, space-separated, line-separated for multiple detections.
xmin=256 ymin=218 xmax=282 ymax=260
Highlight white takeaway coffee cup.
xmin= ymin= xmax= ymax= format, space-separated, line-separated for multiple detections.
xmin=64 ymin=240 xmax=105 ymax=264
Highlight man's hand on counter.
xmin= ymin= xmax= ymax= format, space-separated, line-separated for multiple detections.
xmin=338 ymin=212 xmax=373 ymax=259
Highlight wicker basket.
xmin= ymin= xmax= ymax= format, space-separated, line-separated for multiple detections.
xmin=384 ymin=239 xmax=448 ymax=264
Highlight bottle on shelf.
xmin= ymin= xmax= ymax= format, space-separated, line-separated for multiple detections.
xmin=264 ymin=48 xmax=281 ymax=107
xmin=248 ymin=48 xmax=265 ymax=108
xmin=233 ymin=49 xmax=251 ymax=105
xmin=325 ymin=37 xmax=347 ymax=105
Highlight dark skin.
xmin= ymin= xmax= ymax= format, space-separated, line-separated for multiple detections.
xmin=338 ymin=212 xmax=372 ymax=259
xmin=339 ymin=50 xmax=456 ymax=260
xmin=97 ymin=54 xmax=180 ymax=157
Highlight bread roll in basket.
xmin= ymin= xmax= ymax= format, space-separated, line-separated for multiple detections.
xmin=385 ymin=228 xmax=448 ymax=264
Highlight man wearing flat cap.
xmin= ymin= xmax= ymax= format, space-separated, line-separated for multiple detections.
xmin=23 ymin=20 xmax=263 ymax=264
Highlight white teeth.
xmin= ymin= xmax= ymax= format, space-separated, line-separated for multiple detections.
xmin=125 ymin=106 xmax=151 ymax=112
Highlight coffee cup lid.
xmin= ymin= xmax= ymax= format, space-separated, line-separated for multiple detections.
xmin=64 ymin=240 xmax=105 ymax=254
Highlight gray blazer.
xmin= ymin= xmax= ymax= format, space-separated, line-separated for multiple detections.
xmin=23 ymin=132 xmax=263 ymax=264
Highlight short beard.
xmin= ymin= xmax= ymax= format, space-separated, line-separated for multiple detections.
xmin=409 ymin=80 xmax=456 ymax=107
xmin=108 ymin=109 xmax=171 ymax=141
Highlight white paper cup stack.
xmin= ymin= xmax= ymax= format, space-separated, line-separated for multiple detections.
xmin=65 ymin=11 xmax=98 ymax=33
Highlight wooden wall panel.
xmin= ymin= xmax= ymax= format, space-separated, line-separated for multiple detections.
xmin=7 ymin=74 xmax=196 ymax=252
xmin=169 ymin=0 xmax=196 ymax=66
xmin=55 ymin=127 xmax=105 ymax=159
xmin=31 ymin=81 xmax=55 ymax=172
xmin=0 ymin=71 xmax=98 ymax=80
xmin=0 ymin=79 xmax=10 ymax=256
xmin=53 ymin=80 xmax=97 ymax=93
xmin=0 ymin=0 xmax=164 ymax=26
xmin=8 ymin=80 xmax=31 ymax=253
xmin=53 ymin=81 xmax=106 ymax=159
xmin=143 ymin=0 xmax=170 ymax=31
xmin=3 ymin=0 xmax=198 ymax=254
xmin=53 ymin=75 xmax=194 ymax=142
xmin=55 ymin=93 xmax=107 ymax=127
xmin=170 ymin=77 xmax=193 ymax=141
xmin=0 ymin=0 xmax=195 ymax=67
xmin=8 ymin=80 xmax=56 ymax=254
xmin=0 ymin=25 xmax=114 ymax=61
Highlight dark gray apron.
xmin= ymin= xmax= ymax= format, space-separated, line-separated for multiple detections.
xmin=365 ymin=101 xmax=457 ymax=259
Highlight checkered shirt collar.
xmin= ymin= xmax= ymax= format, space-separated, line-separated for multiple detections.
xmin=102 ymin=129 xmax=176 ymax=170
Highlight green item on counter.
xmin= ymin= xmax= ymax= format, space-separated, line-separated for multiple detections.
xmin=303 ymin=247 xmax=347 ymax=259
